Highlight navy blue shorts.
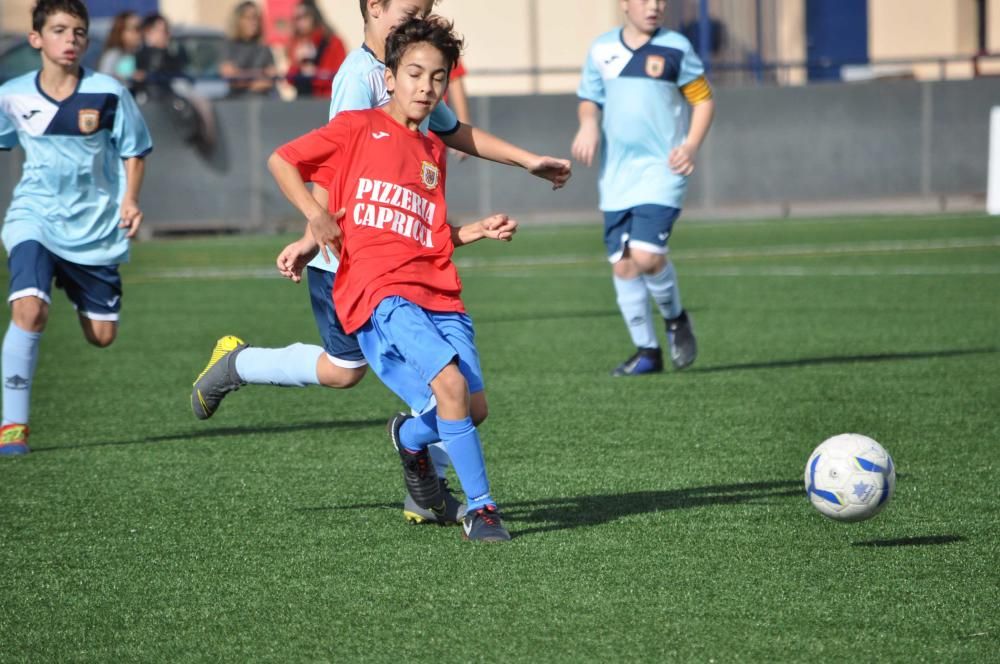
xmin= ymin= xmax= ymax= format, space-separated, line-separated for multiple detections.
xmin=306 ymin=266 xmax=367 ymax=368
xmin=603 ymin=204 xmax=682 ymax=263
xmin=7 ymin=240 xmax=122 ymax=321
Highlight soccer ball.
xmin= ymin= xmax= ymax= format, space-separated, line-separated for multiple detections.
xmin=804 ymin=433 xmax=895 ymax=522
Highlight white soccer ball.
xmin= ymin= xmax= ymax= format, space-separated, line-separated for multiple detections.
xmin=804 ymin=433 xmax=896 ymax=522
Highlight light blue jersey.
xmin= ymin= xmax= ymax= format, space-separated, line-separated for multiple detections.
xmin=312 ymin=44 xmax=459 ymax=272
xmin=578 ymin=28 xmax=704 ymax=212
xmin=0 ymin=69 xmax=152 ymax=266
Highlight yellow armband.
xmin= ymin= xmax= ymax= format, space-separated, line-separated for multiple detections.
xmin=681 ymin=76 xmax=713 ymax=105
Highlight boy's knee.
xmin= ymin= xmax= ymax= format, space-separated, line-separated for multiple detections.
xmin=84 ymin=328 xmax=117 ymax=348
xmin=318 ymin=360 xmax=367 ymax=389
xmin=470 ymin=395 xmax=488 ymax=426
xmin=80 ymin=318 xmax=117 ymax=348
xmin=431 ymin=364 xmax=468 ymax=405
xmin=634 ymin=252 xmax=667 ymax=274
xmin=11 ymin=297 xmax=49 ymax=332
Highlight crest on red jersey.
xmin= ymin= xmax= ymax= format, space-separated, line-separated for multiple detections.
xmin=645 ymin=55 xmax=665 ymax=78
xmin=78 ymin=109 xmax=100 ymax=134
xmin=420 ymin=161 xmax=440 ymax=191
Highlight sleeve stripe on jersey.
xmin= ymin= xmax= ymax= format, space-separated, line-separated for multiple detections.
xmin=681 ymin=76 xmax=713 ymax=104
xmin=577 ymin=95 xmax=604 ymax=108
xmin=122 ymin=146 xmax=153 ymax=159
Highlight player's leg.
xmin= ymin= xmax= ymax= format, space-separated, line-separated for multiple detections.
xmin=1 ymin=242 xmax=55 ymax=455
xmin=627 ymin=205 xmax=697 ymax=369
xmin=190 ymin=266 xmax=366 ymax=419
xmin=606 ymin=209 xmax=662 ymax=376
xmin=57 ymin=259 xmax=125 ymax=349
xmin=361 ymin=299 xmax=505 ymax=540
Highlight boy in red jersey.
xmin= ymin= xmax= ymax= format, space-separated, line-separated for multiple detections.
xmin=268 ymin=17 xmax=513 ymax=542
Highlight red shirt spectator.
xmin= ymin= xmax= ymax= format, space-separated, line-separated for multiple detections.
xmin=286 ymin=1 xmax=346 ymax=98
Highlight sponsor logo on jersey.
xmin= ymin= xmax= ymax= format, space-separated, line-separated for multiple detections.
xmin=645 ymin=55 xmax=665 ymax=78
xmin=21 ymin=109 xmax=41 ymax=120
xmin=78 ymin=109 xmax=100 ymax=134
xmin=420 ymin=161 xmax=440 ymax=191
xmin=372 ymin=131 xmax=390 ymax=140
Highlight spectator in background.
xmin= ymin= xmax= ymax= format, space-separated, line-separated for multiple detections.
xmin=134 ymin=13 xmax=188 ymax=94
xmin=221 ymin=1 xmax=276 ymax=97
xmin=285 ymin=1 xmax=346 ymax=98
xmin=98 ymin=11 xmax=142 ymax=86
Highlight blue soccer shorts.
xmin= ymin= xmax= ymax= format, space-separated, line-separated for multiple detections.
xmin=7 ymin=240 xmax=122 ymax=321
xmin=307 ymin=266 xmax=367 ymax=368
xmin=356 ymin=295 xmax=484 ymax=414
xmin=603 ymin=204 xmax=682 ymax=263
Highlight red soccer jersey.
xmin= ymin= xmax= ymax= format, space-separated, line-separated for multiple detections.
xmin=276 ymin=109 xmax=463 ymax=334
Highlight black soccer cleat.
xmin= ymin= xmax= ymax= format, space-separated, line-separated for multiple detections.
xmin=611 ymin=347 xmax=664 ymax=377
xmin=388 ymin=413 xmax=445 ymax=512
xmin=462 ymin=504 xmax=511 ymax=542
xmin=403 ymin=478 xmax=466 ymax=525
xmin=665 ymin=310 xmax=697 ymax=370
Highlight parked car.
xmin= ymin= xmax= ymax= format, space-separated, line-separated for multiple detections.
xmin=0 ymin=18 xmax=229 ymax=98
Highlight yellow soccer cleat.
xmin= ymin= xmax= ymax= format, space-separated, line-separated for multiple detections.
xmin=0 ymin=423 xmax=30 ymax=456
xmin=191 ymin=336 xmax=248 ymax=420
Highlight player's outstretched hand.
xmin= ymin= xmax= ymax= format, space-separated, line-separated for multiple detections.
xmin=276 ymin=235 xmax=319 ymax=283
xmin=119 ymin=198 xmax=144 ymax=239
xmin=481 ymin=214 xmax=518 ymax=242
xmin=571 ymin=122 xmax=601 ymax=167
xmin=528 ymin=156 xmax=572 ymax=190
xmin=669 ymin=143 xmax=697 ymax=176
xmin=308 ymin=208 xmax=346 ymax=265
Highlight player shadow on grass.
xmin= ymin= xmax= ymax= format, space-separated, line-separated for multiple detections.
xmin=31 ymin=418 xmax=386 ymax=451
xmin=324 ymin=480 xmax=802 ymax=536
xmin=688 ymin=347 xmax=998 ymax=374
xmin=851 ymin=535 xmax=966 ymax=547
xmin=500 ymin=479 xmax=803 ymax=537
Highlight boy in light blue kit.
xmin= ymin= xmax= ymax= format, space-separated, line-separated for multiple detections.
xmin=0 ymin=0 xmax=152 ymax=455
xmin=191 ymin=0 xmax=571 ymax=524
xmin=572 ymin=0 xmax=714 ymax=376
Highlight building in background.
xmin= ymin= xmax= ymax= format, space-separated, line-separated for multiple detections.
xmin=2 ymin=0 xmax=1000 ymax=93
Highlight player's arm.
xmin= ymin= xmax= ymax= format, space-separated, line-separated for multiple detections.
xmin=267 ymin=152 xmax=345 ymax=263
xmin=119 ymin=157 xmax=146 ymax=239
xmin=571 ymin=100 xmax=602 ymax=167
xmin=451 ymin=214 xmax=518 ymax=248
xmin=669 ymin=77 xmax=715 ymax=176
xmin=441 ymin=124 xmax=571 ymax=190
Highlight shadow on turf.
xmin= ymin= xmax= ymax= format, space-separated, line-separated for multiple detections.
xmin=688 ymin=347 xmax=998 ymax=374
xmin=31 ymin=418 xmax=385 ymax=451
xmin=852 ymin=535 xmax=966 ymax=547
xmin=501 ymin=480 xmax=803 ymax=537
xmin=315 ymin=479 xmax=803 ymax=537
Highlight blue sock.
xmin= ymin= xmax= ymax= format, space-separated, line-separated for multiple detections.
xmin=234 ymin=343 xmax=322 ymax=387
xmin=644 ymin=261 xmax=683 ymax=320
xmin=613 ymin=275 xmax=657 ymax=349
xmin=2 ymin=322 xmax=41 ymax=426
xmin=400 ymin=410 xmax=452 ymax=478
xmin=437 ymin=416 xmax=494 ymax=511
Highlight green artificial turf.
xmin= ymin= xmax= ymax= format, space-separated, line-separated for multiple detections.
xmin=0 ymin=213 xmax=997 ymax=662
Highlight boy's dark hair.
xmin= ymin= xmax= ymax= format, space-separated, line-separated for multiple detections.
xmin=32 ymin=0 xmax=89 ymax=33
xmin=385 ymin=16 xmax=462 ymax=74
xmin=140 ymin=13 xmax=168 ymax=33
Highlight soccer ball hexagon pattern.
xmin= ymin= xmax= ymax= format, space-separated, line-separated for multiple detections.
xmin=804 ymin=433 xmax=896 ymax=522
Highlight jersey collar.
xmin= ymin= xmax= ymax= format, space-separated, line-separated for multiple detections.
xmin=34 ymin=67 xmax=85 ymax=106
xmin=362 ymin=42 xmax=384 ymax=64
xmin=619 ymin=27 xmax=661 ymax=53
